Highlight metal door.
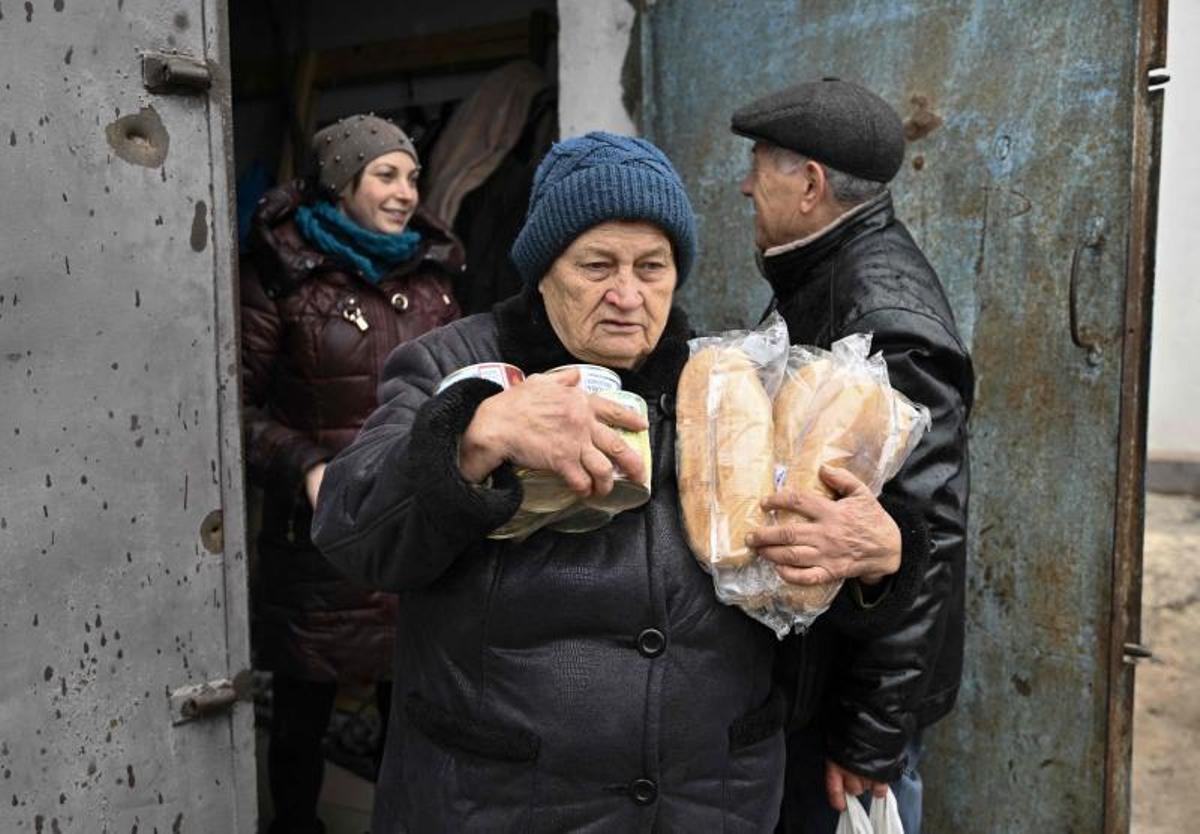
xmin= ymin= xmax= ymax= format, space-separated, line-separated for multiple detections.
xmin=0 ymin=2 xmax=254 ymax=832
xmin=636 ymin=1 xmax=1165 ymax=830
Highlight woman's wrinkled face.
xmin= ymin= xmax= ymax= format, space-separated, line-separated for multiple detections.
xmin=539 ymin=221 xmax=677 ymax=370
xmin=338 ymin=150 xmax=419 ymax=234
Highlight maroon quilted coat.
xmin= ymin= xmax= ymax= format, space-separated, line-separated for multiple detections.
xmin=240 ymin=182 xmax=465 ymax=682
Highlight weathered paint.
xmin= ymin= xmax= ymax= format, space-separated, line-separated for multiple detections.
xmin=638 ymin=1 xmax=1159 ymax=830
xmin=0 ymin=1 xmax=254 ymax=832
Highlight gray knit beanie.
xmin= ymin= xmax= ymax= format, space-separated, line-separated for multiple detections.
xmin=510 ymin=132 xmax=698 ymax=287
xmin=312 ymin=114 xmax=418 ymax=196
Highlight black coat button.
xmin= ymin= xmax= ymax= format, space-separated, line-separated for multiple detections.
xmin=657 ymin=392 xmax=674 ymax=417
xmin=637 ymin=628 xmax=666 ymax=658
xmin=630 ymin=778 xmax=657 ymax=805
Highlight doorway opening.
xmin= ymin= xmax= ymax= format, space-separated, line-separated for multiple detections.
xmin=227 ymin=1 xmax=559 ymax=828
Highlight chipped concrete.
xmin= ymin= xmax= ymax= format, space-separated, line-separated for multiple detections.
xmin=1132 ymin=492 xmax=1200 ymax=834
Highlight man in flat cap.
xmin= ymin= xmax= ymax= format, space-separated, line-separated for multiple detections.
xmin=731 ymin=79 xmax=974 ymax=834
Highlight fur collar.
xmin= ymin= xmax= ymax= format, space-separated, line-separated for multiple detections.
xmin=492 ymin=289 xmax=692 ymax=398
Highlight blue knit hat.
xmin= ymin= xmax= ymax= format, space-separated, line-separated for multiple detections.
xmin=510 ymin=132 xmax=698 ymax=287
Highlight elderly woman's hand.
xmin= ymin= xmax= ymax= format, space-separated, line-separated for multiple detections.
xmin=458 ymin=368 xmax=648 ymax=496
xmin=747 ymin=466 xmax=901 ymax=586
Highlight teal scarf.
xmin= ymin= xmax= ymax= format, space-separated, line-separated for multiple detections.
xmin=294 ymin=200 xmax=422 ymax=284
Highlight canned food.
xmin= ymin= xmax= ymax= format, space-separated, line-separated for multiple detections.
xmin=547 ymin=363 xmax=621 ymax=394
xmin=585 ymin=390 xmax=652 ymax=514
xmin=485 ymin=382 xmax=651 ymax=541
xmin=489 ymin=507 xmax=554 ymax=541
xmin=436 ymin=362 xmax=524 ymax=395
xmin=547 ymin=504 xmax=614 ymax=534
xmin=514 ymin=468 xmax=576 ymax=514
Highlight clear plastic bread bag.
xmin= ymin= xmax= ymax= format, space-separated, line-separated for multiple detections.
xmin=763 ymin=333 xmax=931 ymax=635
xmin=675 ymin=312 xmax=791 ymax=621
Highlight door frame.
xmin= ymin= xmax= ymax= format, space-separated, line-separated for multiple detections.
xmin=1105 ymin=1 xmax=1168 ymax=831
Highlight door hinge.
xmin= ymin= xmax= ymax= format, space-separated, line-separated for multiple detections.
xmin=1123 ymin=642 xmax=1154 ymax=663
xmin=1147 ymin=67 xmax=1170 ymax=91
xmin=169 ymin=670 xmax=252 ymax=725
xmin=142 ymin=51 xmax=212 ymax=94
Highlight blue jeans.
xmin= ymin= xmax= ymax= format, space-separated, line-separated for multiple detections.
xmin=778 ymin=727 xmax=924 ymax=834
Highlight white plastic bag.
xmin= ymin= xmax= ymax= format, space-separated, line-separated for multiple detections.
xmin=835 ymin=795 xmax=873 ymax=834
xmin=869 ymin=787 xmax=905 ymax=833
xmin=836 ymin=788 xmax=904 ymax=834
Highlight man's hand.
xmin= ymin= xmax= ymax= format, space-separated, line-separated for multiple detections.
xmin=458 ymin=368 xmax=648 ymax=495
xmin=824 ymin=758 xmax=889 ymax=812
xmin=746 ymin=466 xmax=901 ymax=586
xmin=304 ymin=462 xmax=327 ymax=510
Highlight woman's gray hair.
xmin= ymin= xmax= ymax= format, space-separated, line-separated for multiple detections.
xmin=763 ymin=144 xmax=885 ymax=207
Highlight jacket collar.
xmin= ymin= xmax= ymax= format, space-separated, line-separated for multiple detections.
xmin=249 ymin=181 xmax=466 ymax=295
xmin=759 ymin=191 xmax=894 ymax=303
xmin=492 ymin=288 xmax=692 ymax=398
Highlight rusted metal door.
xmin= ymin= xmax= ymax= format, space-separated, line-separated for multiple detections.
xmin=0 ymin=2 xmax=254 ymax=832
xmin=637 ymin=1 xmax=1166 ymax=831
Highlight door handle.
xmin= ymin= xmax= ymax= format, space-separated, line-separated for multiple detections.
xmin=1068 ymin=215 xmax=1107 ymax=365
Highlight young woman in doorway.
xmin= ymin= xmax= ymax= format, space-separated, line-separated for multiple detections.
xmin=239 ymin=114 xmax=464 ymax=834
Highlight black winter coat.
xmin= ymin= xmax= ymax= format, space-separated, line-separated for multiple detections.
xmin=311 ymin=291 xmax=923 ymax=833
xmin=765 ymin=193 xmax=974 ymax=785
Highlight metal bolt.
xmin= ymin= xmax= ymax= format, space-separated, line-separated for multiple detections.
xmin=334 ymin=155 xmax=341 ymax=162
xmin=357 ymin=152 xmax=365 ymax=160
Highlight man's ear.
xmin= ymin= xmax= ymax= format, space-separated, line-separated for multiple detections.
xmin=801 ymin=160 xmax=826 ymax=211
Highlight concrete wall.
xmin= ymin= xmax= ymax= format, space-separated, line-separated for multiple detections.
xmin=1148 ymin=1 xmax=1200 ymax=463
xmin=556 ymin=0 xmax=636 ymax=136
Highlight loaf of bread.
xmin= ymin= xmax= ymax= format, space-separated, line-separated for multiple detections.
xmin=677 ymin=346 xmax=775 ymax=569
xmin=676 ymin=347 xmax=718 ymax=558
xmin=772 ymin=361 xmax=897 ymax=611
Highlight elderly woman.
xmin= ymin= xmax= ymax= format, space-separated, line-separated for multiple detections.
xmin=240 ymin=114 xmax=463 ymax=833
xmin=312 ymin=133 xmax=920 ymax=832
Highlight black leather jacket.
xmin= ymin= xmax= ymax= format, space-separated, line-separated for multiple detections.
xmin=765 ymin=193 xmax=974 ymax=782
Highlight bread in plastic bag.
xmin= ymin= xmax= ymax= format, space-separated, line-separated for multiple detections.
xmin=676 ymin=312 xmax=793 ymax=619
xmin=767 ymin=333 xmax=929 ymax=632
xmin=676 ymin=319 xmax=930 ymax=638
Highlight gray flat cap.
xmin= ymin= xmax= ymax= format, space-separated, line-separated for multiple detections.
xmin=731 ymin=78 xmax=904 ymax=183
